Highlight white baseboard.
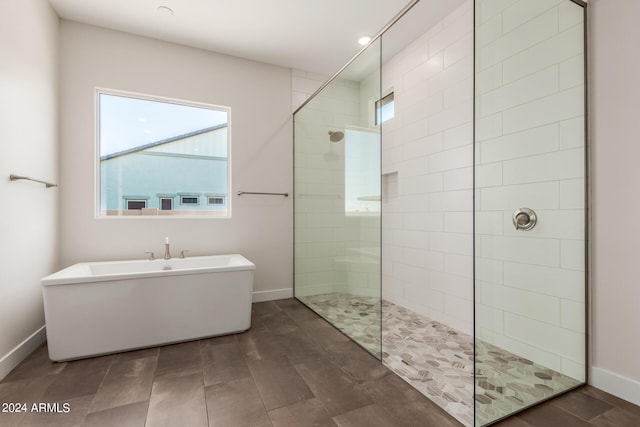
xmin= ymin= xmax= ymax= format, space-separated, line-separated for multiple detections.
xmin=590 ymin=366 xmax=640 ymax=406
xmin=252 ymin=288 xmax=293 ymax=303
xmin=0 ymin=326 xmax=47 ymax=381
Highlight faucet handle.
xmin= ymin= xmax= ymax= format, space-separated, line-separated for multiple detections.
xmin=144 ymin=251 xmax=155 ymax=260
xmin=179 ymin=250 xmax=189 ymax=259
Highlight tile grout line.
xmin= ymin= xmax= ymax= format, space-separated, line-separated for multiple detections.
xmin=84 ymin=355 xmax=115 ymax=418
xmin=198 ymin=339 xmax=211 ymax=427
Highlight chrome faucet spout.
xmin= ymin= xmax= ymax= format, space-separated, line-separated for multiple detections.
xmin=164 ymin=243 xmax=171 ymax=260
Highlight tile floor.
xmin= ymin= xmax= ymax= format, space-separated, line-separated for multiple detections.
xmin=0 ymin=299 xmax=638 ymax=427
xmin=292 ymin=294 xmax=601 ymax=427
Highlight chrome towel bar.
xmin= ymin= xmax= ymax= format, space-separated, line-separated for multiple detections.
xmin=236 ymin=191 xmax=288 ymax=197
xmin=9 ymin=174 xmax=58 ymax=188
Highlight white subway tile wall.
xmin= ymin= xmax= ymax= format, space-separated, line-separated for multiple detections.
xmin=475 ymin=0 xmax=585 ymax=381
xmin=382 ymin=0 xmax=474 ymax=335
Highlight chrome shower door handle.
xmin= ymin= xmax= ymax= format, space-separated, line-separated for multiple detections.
xmin=513 ymin=208 xmax=537 ymax=231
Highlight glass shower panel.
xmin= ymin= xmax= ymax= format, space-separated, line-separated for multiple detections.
xmin=379 ymin=0 xmax=476 ymax=425
xmin=474 ymin=0 xmax=586 ymax=425
xmin=294 ymin=39 xmax=382 ymax=357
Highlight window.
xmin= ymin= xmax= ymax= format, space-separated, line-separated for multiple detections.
xmin=375 ymin=92 xmax=394 ymax=125
xmin=208 ymin=196 xmax=225 ymax=206
xmin=180 ymin=196 xmax=199 ymax=205
xmin=126 ymin=199 xmax=147 ymax=210
xmin=160 ymin=197 xmax=173 ymax=211
xmin=97 ymin=89 xmax=230 ymax=217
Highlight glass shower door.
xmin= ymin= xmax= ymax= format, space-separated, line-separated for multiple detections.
xmin=294 ymin=39 xmax=382 ymax=357
xmin=474 ymin=0 xmax=587 ymax=424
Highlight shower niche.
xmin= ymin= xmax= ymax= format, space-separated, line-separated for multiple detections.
xmin=294 ymin=0 xmax=587 ymax=425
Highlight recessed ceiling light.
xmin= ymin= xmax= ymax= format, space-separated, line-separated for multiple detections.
xmin=157 ymin=6 xmax=174 ymax=16
xmin=358 ymin=36 xmax=372 ymax=46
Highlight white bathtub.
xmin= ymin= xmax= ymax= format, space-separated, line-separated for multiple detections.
xmin=41 ymin=254 xmax=255 ymax=361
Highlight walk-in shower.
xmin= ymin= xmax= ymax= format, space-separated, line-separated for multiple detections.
xmin=294 ymin=0 xmax=587 ymax=425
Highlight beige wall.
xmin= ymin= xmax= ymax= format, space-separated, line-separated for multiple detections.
xmin=59 ymin=22 xmax=293 ymax=300
xmin=589 ymin=0 xmax=640 ymax=405
xmin=0 ymin=0 xmax=59 ymax=378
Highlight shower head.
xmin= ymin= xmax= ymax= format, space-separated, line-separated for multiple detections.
xmin=328 ymin=130 xmax=344 ymax=142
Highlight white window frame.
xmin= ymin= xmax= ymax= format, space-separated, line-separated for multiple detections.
xmin=95 ymin=87 xmax=232 ymax=219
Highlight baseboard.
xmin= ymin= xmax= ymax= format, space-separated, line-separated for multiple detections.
xmin=0 ymin=325 xmax=47 ymax=381
xmin=252 ymin=288 xmax=293 ymax=303
xmin=590 ymin=366 xmax=640 ymax=406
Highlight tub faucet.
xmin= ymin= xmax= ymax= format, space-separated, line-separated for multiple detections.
xmin=164 ymin=243 xmax=171 ymax=260
xmin=144 ymin=251 xmax=155 ymax=261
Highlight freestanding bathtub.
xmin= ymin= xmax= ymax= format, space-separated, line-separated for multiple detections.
xmin=41 ymin=254 xmax=255 ymax=361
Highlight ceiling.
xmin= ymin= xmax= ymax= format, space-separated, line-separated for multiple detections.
xmin=47 ymin=0 xmax=413 ymax=76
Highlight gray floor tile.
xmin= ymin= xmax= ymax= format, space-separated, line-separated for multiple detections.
xmin=199 ymin=336 xmax=242 ymax=364
xmin=269 ymin=398 xmax=337 ymax=427
xmin=252 ymin=301 xmax=283 ymax=318
xmin=262 ymin=311 xmax=301 ymax=336
xmin=297 ymin=318 xmax=351 ymax=349
xmin=273 ymin=298 xmax=302 ymax=310
xmin=324 ymin=341 xmax=388 ymax=384
xmin=0 ymin=375 xmax=59 ymax=427
xmin=200 ymin=335 xmax=251 ymax=387
xmin=364 ymin=373 xmax=463 ymax=426
xmin=205 ymin=377 xmax=271 ymax=427
xmin=84 ymin=401 xmax=148 ymax=427
xmin=202 ymin=358 xmax=252 ymax=387
xmin=41 ymin=355 xmax=114 ymax=402
xmin=364 ymin=370 xmax=427 ymax=405
xmin=238 ymin=328 xmax=287 ymax=361
xmin=581 ymin=386 xmax=640 ymax=418
xmin=381 ymin=399 xmax=464 ymax=427
xmin=277 ymin=300 xmax=322 ymax=322
xmin=332 ymin=404 xmax=397 ymax=427
xmin=17 ymin=395 xmax=93 ymax=427
xmin=146 ymin=372 xmax=207 ymax=427
xmin=551 ymin=389 xmax=614 ymax=421
xmin=154 ymin=341 xmax=202 ymax=379
xmin=89 ymin=356 xmax=156 ymax=413
xmin=491 ymin=416 xmax=533 ymax=427
xmin=591 ymin=407 xmax=640 ymax=427
xmin=247 ymin=355 xmax=314 ymax=411
xmin=295 ymin=357 xmax=373 ymax=417
xmin=516 ymin=404 xmax=593 ymax=427
xmin=272 ymin=333 xmax=322 ymax=365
